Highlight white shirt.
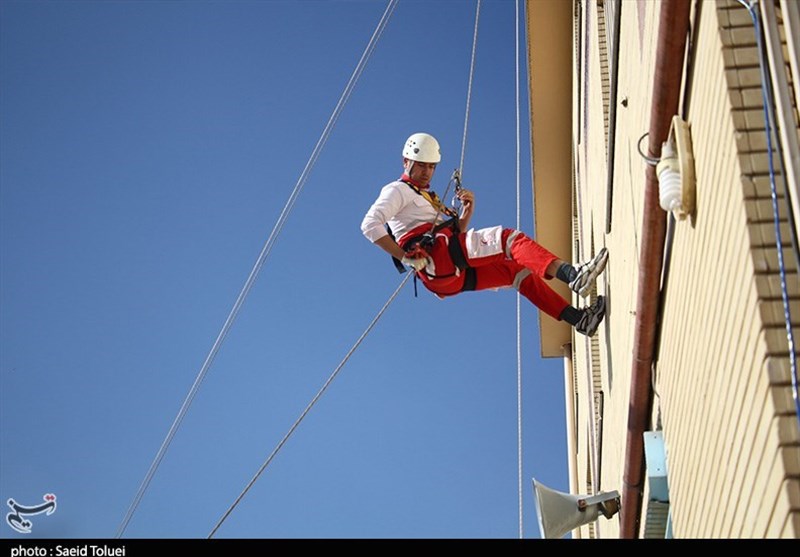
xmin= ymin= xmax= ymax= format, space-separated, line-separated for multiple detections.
xmin=361 ymin=180 xmax=441 ymax=244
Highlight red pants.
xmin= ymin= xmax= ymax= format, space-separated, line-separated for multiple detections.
xmin=399 ymin=224 xmax=570 ymax=320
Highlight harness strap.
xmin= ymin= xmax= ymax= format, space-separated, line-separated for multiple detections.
xmin=400 ymin=217 xmax=460 ymax=251
xmin=445 ymin=233 xmax=476 ymax=292
xmin=447 ymin=232 xmax=469 ymax=271
xmin=401 ymin=180 xmax=459 ymax=220
xmin=461 ymin=267 xmax=477 ymax=292
xmin=385 ymin=224 xmax=407 ymax=274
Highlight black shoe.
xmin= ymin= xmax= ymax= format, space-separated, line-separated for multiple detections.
xmin=575 ymin=295 xmax=606 ymax=337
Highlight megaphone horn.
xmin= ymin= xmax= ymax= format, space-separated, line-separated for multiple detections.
xmin=532 ymin=478 xmax=621 ymax=539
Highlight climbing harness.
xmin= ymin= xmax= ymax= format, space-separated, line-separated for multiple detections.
xmin=399 ymin=218 xmax=477 ymax=297
xmin=387 ymin=170 xmax=476 ymax=296
xmin=388 ymin=174 xmax=460 ymax=271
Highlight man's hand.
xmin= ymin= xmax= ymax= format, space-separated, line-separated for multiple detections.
xmin=457 ymin=188 xmax=474 ymax=210
xmin=401 ymin=245 xmax=430 ymax=271
xmin=457 ymin=188 xmax=475 ymax=230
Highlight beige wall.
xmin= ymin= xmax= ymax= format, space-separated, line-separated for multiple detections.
xmin=570 ymin=0 xmax=661 ymax=538
xmin=657 ymin=0 xmax=799 ymax=538
xmin=538 ymin=0 xmax=800 ymax=538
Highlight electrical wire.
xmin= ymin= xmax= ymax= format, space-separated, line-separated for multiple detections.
xmin=737 ymin=0 xmax=799 ymax=427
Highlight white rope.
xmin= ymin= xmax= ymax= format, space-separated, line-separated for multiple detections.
xmin=456 ymin=0 xmax=526 ymax=536
xmin=458 ymin=0 xmax=482 ymax=176
xmin=115 ymin=0 xmax=400 ymax=538
xmin=208 ymin=272 xmax=413 ymax=538
xmin=514 ymin=0 xmax=524 ymax=539
xmin=208 ymin=0 xmax=492 ymax=536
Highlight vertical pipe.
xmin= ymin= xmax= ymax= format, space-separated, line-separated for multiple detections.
xmin=619 ymin=0 xmax=691 ymax=539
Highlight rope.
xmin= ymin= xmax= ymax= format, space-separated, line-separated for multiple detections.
xmin=209 ymin=0 xmax=491 ymax=536
xmin=209 ymin=0 xmax=488 ymax=536
xmin=115 ymin=0 xmax=400 ymax=538
xmin=454 ymin=0 xmax=527 ymax=536
xmin=208 ymin=272 xmax=413 ymax=538
xmin=458 ymin=0 xmax=482 ymax=177
xmin=514 ymin=0 xmax=524 ymax=539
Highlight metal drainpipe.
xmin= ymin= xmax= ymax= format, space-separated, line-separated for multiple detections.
xmin=619 ymin=0 xmax=691 ymax=539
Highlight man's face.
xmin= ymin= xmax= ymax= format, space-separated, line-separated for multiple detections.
xmin=405 ymin=159 xmax=437 ymax=187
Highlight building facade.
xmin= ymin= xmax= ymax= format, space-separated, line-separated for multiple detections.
xmin=528 ymin=0 xmax=799 ymax=538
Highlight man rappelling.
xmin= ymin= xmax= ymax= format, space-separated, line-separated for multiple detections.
xmin=361 ymin=132 xmax=608 ymax=336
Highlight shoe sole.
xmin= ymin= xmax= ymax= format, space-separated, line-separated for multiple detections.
xmin=576 ymin=248 xmax=608 ymax=298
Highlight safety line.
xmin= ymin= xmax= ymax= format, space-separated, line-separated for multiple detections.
xmin=115 ymin=0 xmax=400 ymax=538
xmin=458 ymin=0 xmax=482 ymax=178
xmin=209 ymin=0 xmax=485 ymax=537
xmin=208 ymin=272 xmax=413 ymax=538
xmin=514 ymin=0 xmax=524 ymax=540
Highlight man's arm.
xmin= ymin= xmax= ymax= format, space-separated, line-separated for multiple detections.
xmin=373 ymin=234 xmax=407 ymax=261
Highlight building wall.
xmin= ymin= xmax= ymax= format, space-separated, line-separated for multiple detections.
xmin=569 ymin=0 xmax=663 ymax=538
xmin=564 ymin=0 xmax=799 ymax=538
xmin=656 ymin=0 xmax=799 ymax=538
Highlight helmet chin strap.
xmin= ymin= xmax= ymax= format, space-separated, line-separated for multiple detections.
xmin=403 ymin=159 xmax=425 ymax=189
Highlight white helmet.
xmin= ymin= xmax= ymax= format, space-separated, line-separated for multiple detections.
xmin=402 ymin=133 xmax=441 ymax=163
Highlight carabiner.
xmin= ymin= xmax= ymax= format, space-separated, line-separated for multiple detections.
xmin=450 ymin=168 xmax=463 ymax=210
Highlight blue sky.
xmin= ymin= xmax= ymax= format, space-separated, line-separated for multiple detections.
xmin=1 ymin=0 xmax=569 ymax=539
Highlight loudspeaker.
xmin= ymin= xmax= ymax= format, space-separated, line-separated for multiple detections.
xmin=532 ymin=478 xmax=621 ymax=539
